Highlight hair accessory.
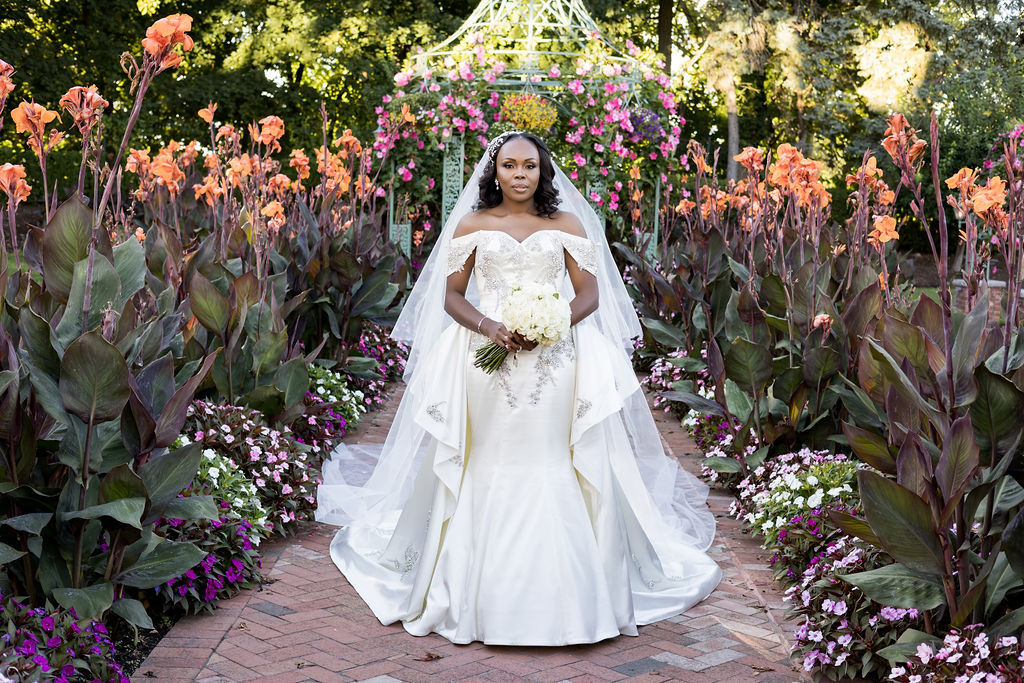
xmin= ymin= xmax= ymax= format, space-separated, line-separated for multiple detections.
xmin=486 ymin=130 xmax=525 ymax=160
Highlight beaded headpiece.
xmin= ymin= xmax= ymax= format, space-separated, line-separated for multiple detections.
xmin=486 ymin=130 xmax=526 ymax=161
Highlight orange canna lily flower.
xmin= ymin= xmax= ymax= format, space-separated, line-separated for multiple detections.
xmin=400 ymin=103 xmax=416 ymax=124
xmin=289 ymin=149 xmax=310 ymax=180
xmin=126 ymin=148 xmax=151 ymax=175
xmin=268 ymin=173 xmax=292 ymax=197
xmin=199 ymin=102 xmax=217 ymax=124
xmin=11 ymin=101 xmax=59 ymax=138
xmin=878 ymin=187 xmax=895 ymax=206
xmin=733 ymin=147 xmax=764 ymax=173
xmin=142 ymin=14 xmax=194 ymax=60
xmin=868 ymin=215 xmax=899 ymax=246
xmin=59 ymin=85 xmax=108 ymax=135
xmin=0 ymin=162 xmax=31 ymax=204
xmin=193 ymin=175 xmax=225 ymax=206
xmin=134 ymin=227 xmax=146 ymax=243
xmin=945 ymin=167 xmax=977 ymax=191
xmin=257 ymin=115 xmax=285 ymax=150
xmin=216 ymin=124 xmax=237 ymax=142
xmin=973 ymin=176 xmax=1006 ymax=215
xmin=334 ymin=129 xmax=362 ymax=154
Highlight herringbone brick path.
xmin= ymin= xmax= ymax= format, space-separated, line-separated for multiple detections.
xmin=133 ymin=386 xmax=809 ymax=682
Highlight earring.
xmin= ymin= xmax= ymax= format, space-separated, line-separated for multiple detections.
xmin=494 ymin=178 xmax=500 ymax=190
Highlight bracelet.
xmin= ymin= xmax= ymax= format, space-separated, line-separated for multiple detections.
xmin=476 ymin=315 xmax=488 ymax=333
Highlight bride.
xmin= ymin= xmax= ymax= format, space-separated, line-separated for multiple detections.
xmin=316 ymin=131 xmax=721 ymax=646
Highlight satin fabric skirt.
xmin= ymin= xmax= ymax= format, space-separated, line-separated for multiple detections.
xmin=326 ymin=324 xmax=721 ymax=646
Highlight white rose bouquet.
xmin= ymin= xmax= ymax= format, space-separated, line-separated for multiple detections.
xmin=474 ymin=283 xmax=571 ymax=374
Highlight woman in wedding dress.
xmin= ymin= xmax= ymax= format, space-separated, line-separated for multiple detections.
xmin=316 ymin=131 xmax=721 ymax=646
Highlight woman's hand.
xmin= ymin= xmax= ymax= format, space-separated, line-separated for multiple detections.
xmin=510 ymin=331 xmax=538 ymax=352
xmin=481 ymin=318 xmax=521 ymax=352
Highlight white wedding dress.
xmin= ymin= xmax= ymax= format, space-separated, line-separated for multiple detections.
xmin=317 ymin=227 xmax=722 ymax=646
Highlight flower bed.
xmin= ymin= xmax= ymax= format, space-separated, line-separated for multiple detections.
xmin=0 ymin=591 xmax=128 ymax=682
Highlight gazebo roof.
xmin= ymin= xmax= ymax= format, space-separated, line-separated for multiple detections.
xmin=412 ymin=0 xmax=642 ymax=93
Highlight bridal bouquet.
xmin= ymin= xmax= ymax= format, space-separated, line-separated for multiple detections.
xmin=475 ymin=283 xmax=571 ymax=374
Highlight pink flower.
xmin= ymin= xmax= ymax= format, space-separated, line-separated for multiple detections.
xmin=394 ymin=71 xmax=411 ymax=87
xmin=281 ymin=484 xmax=293 ymax=495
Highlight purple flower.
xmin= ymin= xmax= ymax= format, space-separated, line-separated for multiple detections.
xmin=40 ymin=615 xmax=55 ymax=632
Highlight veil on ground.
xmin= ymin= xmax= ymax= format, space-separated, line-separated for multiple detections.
xmin=316 ymin=146 xmax=716 ymax=553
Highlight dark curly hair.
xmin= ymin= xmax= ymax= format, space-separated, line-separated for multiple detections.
xmin=475 ymin=132 xmax=561 ymax=218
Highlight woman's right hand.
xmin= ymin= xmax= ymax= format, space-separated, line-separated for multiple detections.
xmin=480 ymin=318 xmax=520 ymax=352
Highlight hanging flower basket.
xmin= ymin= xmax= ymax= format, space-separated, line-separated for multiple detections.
xmin=499 ymin=93 xmax=558 ymax=132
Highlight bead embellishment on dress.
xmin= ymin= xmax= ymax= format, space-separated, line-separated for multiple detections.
xmin=576 ymin=398 xmax=593 ymax=419
xmin=426 ymin=401 xmax=446 ymax=423
xmin=529 ymin=336 xmax=575 ymax=405
xmin=384 ymin=546 xmax=420 ymax=577
xmin=631 ymin=551 xmax=658 ymax=589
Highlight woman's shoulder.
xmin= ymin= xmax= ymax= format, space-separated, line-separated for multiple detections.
xmin=547 ymin=210 xmax=588 ymax=239
xmin=452 ymin=210 xmax=493 ymax=239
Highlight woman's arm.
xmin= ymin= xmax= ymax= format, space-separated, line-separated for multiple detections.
xmin=444 ymin=222 xmax=522 ymax=352
xmin=562 ymin=214 xmax=598 ymax=326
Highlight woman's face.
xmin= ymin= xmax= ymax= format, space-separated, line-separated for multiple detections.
xmin=495 ymin=137 xmax=541 ymax=201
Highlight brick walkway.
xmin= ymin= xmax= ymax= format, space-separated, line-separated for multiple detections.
xmin=133 ymin=387 xmax=808 ymax=682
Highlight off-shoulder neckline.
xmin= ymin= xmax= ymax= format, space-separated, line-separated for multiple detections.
xmin=449 ymin=229 xmax=588 ymax=246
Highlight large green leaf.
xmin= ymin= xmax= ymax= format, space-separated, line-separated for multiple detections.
xmin=970 ymin=366 xmax=1024 ymax=466
xmin=802 ymin=346 xmax=842 ymax=387
xmin=112 ymin=238 xmax=147 ymax=306
xmin=59 ymin=331 xmax=130 ymax=424
xmin=274 ymin=358 xmax=309 ymax=408
xmin=936 ymin=415 xmax=979 ymax=502
xmin=52 ymin=582 xmax=114 ymax=621
xmin=54 ymin=254 xmax=122 ymax=349
xmin=701 ymin=456 xmax=743 ymax=473
xmin=19 ymin=309 xmax=60 ymax=378
xmin=189 ymin=272 xmax=231 ymax=338
xmin=111 ymin=597 xmax=154 ymax=631
xmin=641 ymin=317 xmax=685 ymax=348
xmin=841 ymin=421 xmax=896 ymax=474
xmin=40 ymin=196 xmax=108 ymax=303
xmin=115 ymin=539 xmax=207 ymax=589
xmin=867 ymin=339 xmax=948 ymax=434
xmin=350 ymin=269 xmax=396 ymax=317
xmin=62 ymin=498 xmax=146 ymax=529
xmin=0 ymin=541 xmax=26 ymax=563
xmin=1004 ymin=507 xmax=1024 ymax=580
xmin=985 ymin=553 xmax=1018 ymax=618
xmin=828 ymin=509 xmax=882 ymax=547
xmin=839 ymin=563 xmax=945 ymax=609
xmin=883 ymin=314 xmax=944 ymax=376
xmin=162 ymin=495 xmax=219 ymax=521
xmin=153 ymin=353 xmax=218 ymax=448
xmin=723 ymin=379 xmax=753 ymax=423
xmin=725 ymin=338 xmax=773 ymax=396
xmin=660 ymin=390 xmax=725 ymax=417
xmin=859 ymin=470 xmax=946 ymax=574
xmin=138 ymin=443 xmax=203 ymax=510
xmin=841 ymin=279 xmax=881 ymax=344
xmin=877 ymin=629 xmax=942 ymax=664
xmin=1 ymin=512 xmax=53 ymax=535
xmin=949 ymin=288 xmax=989 ymax=408
xmin=99 ymin=464 xmax=147 ymax=503
xmin=988 ymin=605 xmax=1024 ymax=640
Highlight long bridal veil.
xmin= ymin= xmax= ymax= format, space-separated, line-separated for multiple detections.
xmin=316 ymin=148 xmax=716 ymax=553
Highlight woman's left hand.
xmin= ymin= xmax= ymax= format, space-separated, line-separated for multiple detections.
xmin=510 ymin=332 xmax=539 ymax=352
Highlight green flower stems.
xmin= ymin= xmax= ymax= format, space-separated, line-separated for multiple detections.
xmin=474 ymin=341 xmax=510 ymax=374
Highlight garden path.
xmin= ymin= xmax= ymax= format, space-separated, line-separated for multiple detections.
xmin=133 ymin=385 xmax=809 ymax=683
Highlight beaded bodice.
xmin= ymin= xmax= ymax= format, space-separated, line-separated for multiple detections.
xmin=445 ymin=229 xmax=598 ymax=316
